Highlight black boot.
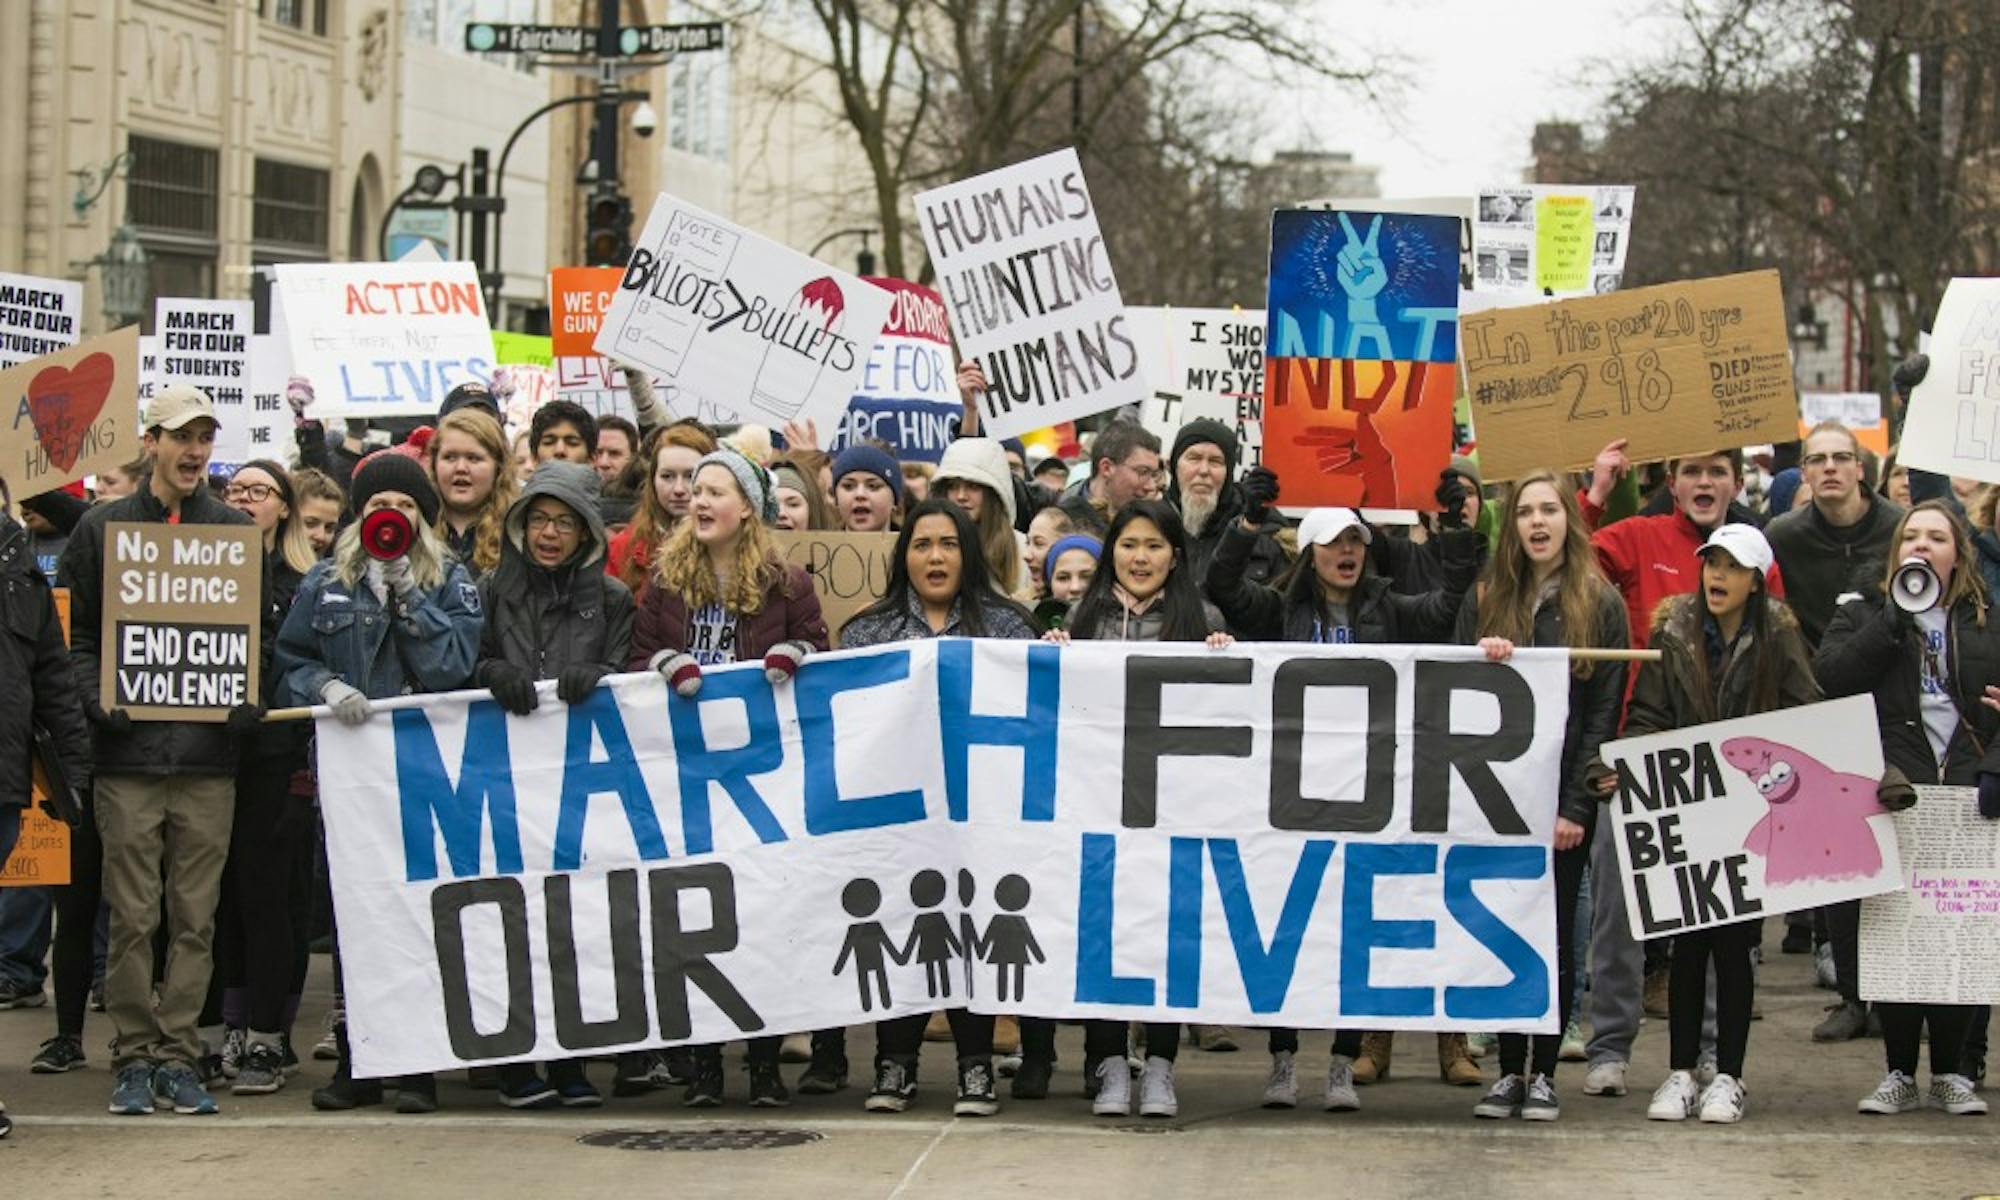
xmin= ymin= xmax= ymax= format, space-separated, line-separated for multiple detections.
xmin=396 ymin=1072 xmax=439 ymax=1114
xmin=310 ymin=1024 xmax=383 ymax=1111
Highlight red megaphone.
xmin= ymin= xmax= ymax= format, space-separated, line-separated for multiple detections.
xmin=360 ymin=508 xmax=414 ymax=561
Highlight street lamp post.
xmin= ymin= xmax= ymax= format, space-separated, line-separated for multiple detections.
xmin=99 ymin=223 xmax=151 ymax=328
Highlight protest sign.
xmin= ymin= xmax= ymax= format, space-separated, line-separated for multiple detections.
xmin=1264 ymin=210 xmax=1459 ymax=509
xmin=1462 ymin=270 xmax=1795 ymax=482
xmin=210 ymin=335 xmax=294 ymax=469
xmin=1897 ymin=278 xmax=2000 ymax=484
xmin=593 ymin=194 xmax=894 ymax=431
xmin=2 ymin=325 xmax=141 ymax=502
xmin=1474 ymin=186 xmax=1635 ymax=298
xmin=916 ymin=149 xmax=1145 ymax=440
xmin=551 ymin=267 xmax=623 ymax=357
xmin=552 ymin=356 xmax=641 ymax=424
xmin=273 ymin=261 xmax=495 ymax=418
xmin=493 ymin=332 xmax=553 ymax=367
xmin=100 ymin=522 xmax=262 ymax=722
xmin=1600 ymin=696 xmax=1897 ymax=940
xmin=3 ymin=589 xmax=72 ymax=888
xmin=1127 ymin=307 xmax=1266 ymax=469
xmin=154 ymin=297 xmax=253 ymax=453
xmin=315 ymin=640 xmax=1571 ymax=1077
xmin=137 ymin=337 xmax=158 ymax=407
xmin=771 ymin=529 xmax=895 ymax=645
xmin=1799 ymin=391 xmax=1889 ymax=456
xmin=1860 ymin=786 xmax=2000 ymax=1005
xmin=829 ymin=278 xmax=960 ymax=463
xmin=0 ymin=271 xmax=83 ymax=369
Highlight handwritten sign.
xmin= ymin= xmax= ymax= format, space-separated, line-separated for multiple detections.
xmin=101 ymin=522 xmax=262 ymax=722
xmin=273 ymin=261 xmax=495 ymax=418
xmin=1 ymin=325 xmax=141 ymax=501
xmin=1860 ymin=786 xmax=2000 ymax=1005
xmin=830 ymin=279 xmax=960 ymax=463
xmin=771 ymin=529 xmax=894 ymax=646
xmin=1462 ymin=269 xmax=1795 ymax=482
xmin=1898 ymin=278 xmax=2000 ymax=485
xmin=1127 ymin=307 xmax=1266 ymax=469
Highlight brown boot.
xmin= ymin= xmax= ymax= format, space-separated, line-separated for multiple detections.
xmin=992 ymin=1015 xmax=1021 ymax=1055
xmin=1643 ymin=969 xmax=1671 ymax=1018
xmin=1350 ymin=1032 xmax=1393 ymax=1085
xmin=924 ymin=1011 xmax=953 ymax=1042
xmin=1436 ymin=1033 xmax=1483 ymax=1086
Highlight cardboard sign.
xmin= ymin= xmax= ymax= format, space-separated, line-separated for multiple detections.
xmin=1127 ymin=307 xmax=1266 ymax=469
xmin=1462 ymin=269 xmax=1795 ymax=482
xmin=550 ymin=267 xmax=624 ymax=357
xmin=829 ymin=279 xmax=960 ymax=463
xmin=100 ymin=522 xmax=262 ymax=722
xmin=0 ymin=271 xmax=83 ymax=369
xmin=273 ymin=261 xmax=496 ymax=418
xmin=916 ymin=149 xmax=1145 ymax=440
xmin=1 ymin=325 xmax=141 ymax=502
xmin=1860 ymin=786 xmax=2000 ymax=1004
xmin=1600 ymin=696 xmax=1898 ymax=940
xmin=1474 ymin=185 xmax=1634 ymax=298
xmin=3 ymin=588 xmax=72 ymax=888
xmin=1799 ymin=391 xmax=1890 ymax=456
xmin=1263 ymin=209 xmax=1459 ymax=509
xmin=772 ymin=529 xmax=895 ymax=646
xmin=1897 ymin=278 xmax=2000 ymax=484
xmin=593 ymin=193 xmax=894 ymax=431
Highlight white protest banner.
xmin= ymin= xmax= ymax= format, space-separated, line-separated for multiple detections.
xmin=207 ymin=335 xmax=292 ymax=469
xmin=829 ymin=279 xmax=960 ymax=463
xmin=137 ymin=337 xmax=158 ymax=407
xmin=154 ymin=298 xmax=252 ymax=449
xmin=593 ymin=194 xmax=893 ymax=431
xmin=1474 ymin=186 xmax=1635 ymax=298
xmin=273 ymin=261 xmax=495 ymax=418
xmin=916 ymin=149 xmax=1145 ymax=440
xmin=315 ymin=640 xmax=1570 ymax=1077
xmin=0 ymin=272 xmax=83 ymax=368
xmin=1126 ymin=307 xmax=1266 ymax=468
xmin=1860 ymin=786 xmax=2000 ymax=1005
xmin=1600 ymin=696 xmax=1898 ymax=940
xmin=1897 ymin=278 xmax=2000 ymax=484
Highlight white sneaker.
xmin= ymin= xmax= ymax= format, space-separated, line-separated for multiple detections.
xmin=1647 ymin=1070 xmax=1699 ymax=1121
xmin=1694 ymin=1056 xmax=1719 ymax=1088
xmin=1092 ymin=1058 xmax=1131 ymax=1117
xmin=780 ymin=1032 xmax=812 ymax=1063
xmin=1858 ymin=1070 xmax=1920 ymax=1115
xmin=1138 ymin=1056 xmax=1177 ymax=1118
xmin=1323 ymin=1054 xmax=1360 ymax=1112
xmin=1929 ymin=1074 xmax=1988 ymax=1115
xmin=1262 ymin=1051 xmax=1297 ymax=1109
xmin=1582 ymin=1059 xmax=1628 ymax=1096
xmin=1698 ymin=1074 xmax=1745 ymax=1123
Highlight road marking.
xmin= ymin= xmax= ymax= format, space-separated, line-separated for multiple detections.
xmin=884 ymin=1121 xmax=953 ymax=1199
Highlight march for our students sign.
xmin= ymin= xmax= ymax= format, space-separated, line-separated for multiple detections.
xmin=315 ymin=641 xmax=1571 ymax=1077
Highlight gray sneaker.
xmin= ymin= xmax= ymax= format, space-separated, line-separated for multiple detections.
xmin=219 ymin=1028 xmax=246 ymax=1080
xmin=1262 ymin=1051 xmax=1297 ymax=1109
xmin=1520 ymin=1073 xmax=1559 ymax=1121
xmin=0 ymin=979 xmax=45 ymax=1009
xmin=1323 ymin=1054 xmax=1360 ymax=1112
xmin=232 ymin=1042 xmax=286 ymax=1096
xmin=152 ymin=1062 xmax=218 ymax=1115
xmin=1473 ymin=1074 xmax=1525 ymax=1119
xmin=1858 ymin=1070 xmax=1920 ymax=1114
xmin=1138 ymin=1056 xmax=1177 ymax=1118
xmin=1812 ymin=1001 xmax=1869 ymax=1042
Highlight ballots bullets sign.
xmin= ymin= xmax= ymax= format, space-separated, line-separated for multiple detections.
xmin=101 ymin=522 xmax=262 ymax=722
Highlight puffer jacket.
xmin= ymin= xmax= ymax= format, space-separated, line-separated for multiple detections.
xmin=1455 ymin=577 xmax=1630 ymax=827
xmin=477 ymin=461 xmax=634 ymax=684
xmin=1815 ymin=591 xmax=2000 ymax=787
xmin=273 ymin=553 xmax=482 ymax=706
xmin=1069 ymin=592 xmax=1226 ymax=643
xmin=1622 ymin=593 xmax=1820 ymax=737
xmin=57 ymin=483 xmax=262 ymax=776
xmin=0 ymin=513 xmax=90 ymax=807
xmin=1206 ymin=520 xmax=1476 ymax=643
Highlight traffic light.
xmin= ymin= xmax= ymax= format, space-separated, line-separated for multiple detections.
xmin=584 ymin=191 xmax=633 ymax=267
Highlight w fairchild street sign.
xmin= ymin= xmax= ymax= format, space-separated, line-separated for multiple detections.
xmin=464 ymin=21 xmax=725 ymax=57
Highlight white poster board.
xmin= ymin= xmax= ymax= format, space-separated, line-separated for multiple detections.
xmin=1600 ymin=696 xmax=1899 ymax=940
xmin=153 ymin=298 xmax=253 ymax=451
xmin=1897 ymin=278 xmax=2000 ymax=484
xmin=1126 ymin=306 xmax=1266 ymax=469
xmin=208 ymin=335 xmax=292 ymax=468
xmin=1860 ymin=786 xmax=2000 ymax=1005
xmin=1474 ymin=185 xmax=1634 ymax=298
xmin=273 ymin=261 xmax=496 ymax=418
xmin=916 ymin=148 xmax=1146 ymax=439
xmin=0 ymin=271 xmax=83 ymax=368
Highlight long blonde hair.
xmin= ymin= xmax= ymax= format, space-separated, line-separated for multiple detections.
xmin=332 ymin=512 xmax=451 ymax=592
xmin=427 ymin=409 xmax=515 ymax=575
xmin=623 ymin=422 xmax=719 ymax=592
xmin=1477 ymin=469 xmax=1611 ymax=676
xmin=651 ymin=470 xmax=782 ymax=615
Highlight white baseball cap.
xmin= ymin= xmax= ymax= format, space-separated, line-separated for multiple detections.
xmin=1297 ymin=507 xmax=1372 ymax=547
xmin=1697 ymin=523 xmax=1774 ymax=578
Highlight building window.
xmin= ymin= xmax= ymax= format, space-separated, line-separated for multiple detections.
xmin=127 ymin=135 xmax=220 ymax=333
xmin=253 ymin=158 xmax=331 ymax=254
xmin=264 ymin=0 xmax=328 ymax=37
xmin=669 ymin=53 xmax=730 ymax=162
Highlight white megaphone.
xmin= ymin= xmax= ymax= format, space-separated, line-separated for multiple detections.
xmin=1891 ymin=555 xmax=1942 ymax=613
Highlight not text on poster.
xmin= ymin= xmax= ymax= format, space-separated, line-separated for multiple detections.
xmin=100 ymin=521 xmax=262 ymax=722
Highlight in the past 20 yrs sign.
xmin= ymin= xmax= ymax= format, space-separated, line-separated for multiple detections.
xmin=100 ymin=522 xmax=262 ymax=722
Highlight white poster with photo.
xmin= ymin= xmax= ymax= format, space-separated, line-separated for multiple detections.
xmin=1126 ymin=306 xmax=1266 ymax=469
xmin=916 ymin=148 xmax=1146 ymax=440
xmin=1474 ymin=185 xmax=1634 ymax=299
xmin=1600 ymin=696 xmax=1899 ymax=940
xmin=1860 ymin=786 xmax=2000 ymax=1005
xmin=0 ymin=271 xmax=83 ymax=368
xmin=592 ymin=193 xmax=894 ymax=432
xmin=1897 ymin=278 xmax=2000 ymax=484
xmin=273 ymin=261 xmax=496 ymax=419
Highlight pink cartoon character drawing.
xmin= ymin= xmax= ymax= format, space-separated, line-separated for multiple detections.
xmin=1721 ymin=736 xmax=1887 ymax=885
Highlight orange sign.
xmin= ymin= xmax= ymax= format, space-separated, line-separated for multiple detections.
xmin=3 ymin=589 xmax=70 ymax=887
xmin=549 ymin=267 xmax=624 ymax=357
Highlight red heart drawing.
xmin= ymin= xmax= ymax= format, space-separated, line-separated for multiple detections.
xmin=26 ymin=352 xmax=115 ymax=474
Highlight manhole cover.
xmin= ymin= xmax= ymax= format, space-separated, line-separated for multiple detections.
xmin=578 ymin=1128 xmax=823 ymax=1152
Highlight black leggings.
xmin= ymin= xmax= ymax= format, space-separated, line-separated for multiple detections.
xmin=876 ymin=1009 xmax=995 ymax=1060
xmin=1499 ymin=841 xmax=1587 ymax=1079
xmin=221 ymin=768 xmax=314 ymax=1032
xmin=692 ymin=1037 xmax=782 ymax=1068
xmin=1268 ymin=1028 xmax=1363 ymax=1057
xmin=1084 ymin=1021 xmax=1177 ymax=1064
xmin=1880 ymin=1003 xmax=1981 ymax=1077
xmin=1668 ymin=921 xmax=1758 ymax=1077
xmin=50 ymin=796 xmax=104 ymax=1040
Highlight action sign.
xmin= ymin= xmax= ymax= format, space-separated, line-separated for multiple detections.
xmin=1462 ymin=269 xmax=1795 ymax=483
xmin=593 ymin=193 xmax=894 ymax=431
xmin=1600 ymin=696 xmax=1899 ymax=940
xmin=830 ymin=279 xmax=960 ymax=462
xmin=1860 ymin=786 xmax=2000 ymax=1005
xmin=2 ymin=325 xmax=141 ymax=502
xmin=1898 ymin=278 xmax=2000 ymax=485
xmin=1127 ymin=306 xmax=1267 ymax=469
xmin=771 ymin=529 xmax=894 ymax=645
xmin=315 ymin=640 xmax=1571 ymax=1077
xmin=0 ymin=271 xmax=83 ymax=369
xmin=273 ymin=261 xmax=495 ymax=418
xmin=916 ymin=148 xmax=1145 ymax=440
xmin=100 ymin=522 xmax=262 ymax=722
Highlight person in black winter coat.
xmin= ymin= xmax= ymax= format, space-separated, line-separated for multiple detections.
xmin=1815 ymin=500 xmax=1998 ymax=1116
xmin=1164 ymin=418 xmax=1287 ymax=589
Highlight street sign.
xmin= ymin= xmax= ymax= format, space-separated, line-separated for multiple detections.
xmin=464 ymin=21 xmax=726 ymax=57
xmin=615 ymin=23 xmax=727 ymax=55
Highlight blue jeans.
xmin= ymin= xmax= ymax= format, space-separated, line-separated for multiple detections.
xmin=0 ymin=806 xmax=51 ymax=991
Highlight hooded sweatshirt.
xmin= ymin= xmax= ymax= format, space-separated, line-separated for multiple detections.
xmin=477 ymin=460 xmax=635 ymax=683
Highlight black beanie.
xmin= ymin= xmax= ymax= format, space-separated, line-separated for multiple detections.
xmin=349 ymin=451 xmax=442 ymax=526
xmin=1169 ymin=418 xmax=1240 ymax=499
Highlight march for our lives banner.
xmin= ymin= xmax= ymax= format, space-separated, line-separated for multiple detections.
xmin=316 ymin=641 xmax=1570 ymax=1077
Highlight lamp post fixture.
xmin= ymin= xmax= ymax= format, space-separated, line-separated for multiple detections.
xmin=809 ymin=227 xmax=879 ymax=277
xmin=99 ymin=223 xmax=151 ymax=328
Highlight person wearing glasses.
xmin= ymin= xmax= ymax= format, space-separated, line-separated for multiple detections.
xmin=1766 ymin=420 xmax=1906 ymax=1045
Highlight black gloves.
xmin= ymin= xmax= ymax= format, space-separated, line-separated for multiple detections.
xmin=1979 ymin=772 xmax=2000 ymax=820
xmin=482 ymin=661 xmax=539 ymax=716
xmin=225 ymin=703 xmax=266 ymax=736
xmin=1239 ymin=466 xmax=1280 ymax=526
xmin=1892 ymin=353 xmax=1930 ymax=397
xmin=557 ymin=664 xmax=608 ymax=705
xmin=1435 ymin=470 xmax=1472 ymax=531
xmin=89 ymin=704 xmax=133 ymax=736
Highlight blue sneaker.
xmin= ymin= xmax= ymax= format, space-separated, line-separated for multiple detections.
xmin=109 ymin=1063 xmax=156 ymax=1115
xmin=152 ymin=1062 xmax=219 ymax=1115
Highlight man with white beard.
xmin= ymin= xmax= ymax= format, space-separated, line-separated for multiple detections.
xmin=1166 ymin=418 xmax=1287 ymax=595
